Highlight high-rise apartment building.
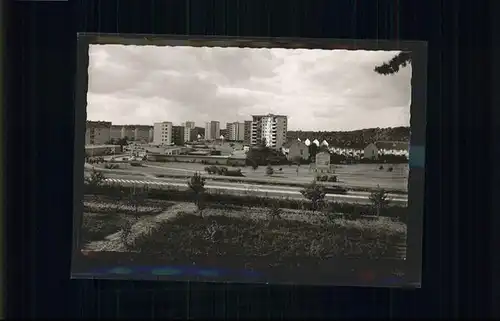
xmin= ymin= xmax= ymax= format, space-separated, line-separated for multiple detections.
xmin=183 ymin=126 xmax=191 ymax=142
xmin=110 ymin=125 xmax=153 ymax=142
xmin=172 ymin=126 xmax=192 ymax=145
xmin=85 ymin=121 xmax=111 ymax=145
xmin=153 ymin=122 xmax=173 ymax=145
xmin=121 ymin=125 xmax=135 ymax=140
xmin=134 ymin=126 xmax=153 ymax=142
xmin=250 ymin=114 xmax=287 ymax=149
xmin=226 ymin=122 xmax=245 ymax=141
xmin=148 ymin=128 xmax=154 ymax=142
xmin=110 ymin=125 xmax=123 ymax=140
xmin=184 ymin=121 xmax=195 ymax=129
xmin=204 ymin=121 xmax=220 ymax=140
xmin=243 ymin=120 xmax=252 ymax=145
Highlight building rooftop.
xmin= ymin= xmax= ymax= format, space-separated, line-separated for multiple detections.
xmin=111 ymin=124 xmax=153 ymax=128
xmin=86 ymin=121 xmax=111 ymax=128
xmin=251 ymin=114 xmax=288 ymax=118
xmin=85 ymin=144 xmax=121 ymax=149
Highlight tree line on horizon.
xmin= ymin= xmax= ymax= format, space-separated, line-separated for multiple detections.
xmin=286 ymin=126 xmax=410 ymax=149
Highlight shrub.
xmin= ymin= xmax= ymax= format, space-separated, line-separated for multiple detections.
xmin=130 ymin=162 xmax=142 ymax=167
xmin=369 ymin=186 xmax=390 ymax=217
xmin=315 ymin=174 xmax=329 ymax=182
xmin=344 ymin=207 xmax=363 ymax=221
xmin=379 ymin=165 xmax=384 ymax=170
xmin=224 ymin=169 xmax=245 ymax=177
xmin=266 ymin=165 xmax=274 ymax=176
xmin=387 ymin=167 xmax=394 ymax=172
xmin=187 ymin=172 xmax=206 ymax=216
xmin=214 ymin=166 xmax=228 ymax=175
xmin=85 ymin=168 xmax=106 ymax=188
xmin=119 ymin=218 xmax=137 ymax=251
xmin=266 ymin=199 xmax=283 ymax=224
xmin=300 ymin=181 xmax=326 ymax=212
xmin=291 ymin=156 xmax=302 ymax=165
xmin=327 ymin=175 xmax=338 ymax=182
xmin=206 ymin=165 xmax=218 ymax=174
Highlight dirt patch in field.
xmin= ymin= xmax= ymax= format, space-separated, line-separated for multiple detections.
xmin=82 ymin=202 xmax=198 ymax=252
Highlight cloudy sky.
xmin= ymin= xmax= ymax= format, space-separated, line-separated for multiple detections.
xmin=86 ymin=44 xmax=412 ymax=131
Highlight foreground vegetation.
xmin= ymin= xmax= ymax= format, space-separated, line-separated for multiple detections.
xmin=127 ymin=211 xmax=405 ymax=265
xmin=80 ymin=170 xmax=407 ymax=271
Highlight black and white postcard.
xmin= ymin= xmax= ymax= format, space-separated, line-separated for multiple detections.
xmin=72 ymin=35 xmax=426 ymax=287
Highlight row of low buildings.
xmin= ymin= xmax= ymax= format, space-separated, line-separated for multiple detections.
xmin=282 ymin=140 xmax=409 ymax=161
xmin=85 ymin=121 xmax=154 ymax=145
xmin=86 ymin=120 xmax=205 ymax=147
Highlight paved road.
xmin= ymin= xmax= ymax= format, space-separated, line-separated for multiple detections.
xmin=92 ymin=175 xmax=407 ymax=205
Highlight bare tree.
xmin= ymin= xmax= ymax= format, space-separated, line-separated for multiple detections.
xmin=266 ymin=165 xmax=274 ymax=176
xmin=188 ymin=172 xmax=207 ymax=217
xmin=369 ymin=185 xmax=390 ymax=217
xmin=300 ymin=180 xmax=326 ymax=212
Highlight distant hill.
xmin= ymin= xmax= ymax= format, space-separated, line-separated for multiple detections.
xmin=287 ymin=126 xmax=410 ymax=149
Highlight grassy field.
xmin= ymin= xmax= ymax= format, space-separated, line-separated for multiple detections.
xmin=144 ymin=162 xmax=408 ymax=191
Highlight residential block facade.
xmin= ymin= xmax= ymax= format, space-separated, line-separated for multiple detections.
xmin=250 ymin=114 xmax=287 ymax=149
xmin=153 ymin=122 xmax=173 ymax=145
xmin=85 ymin=121 xmax=111 ymax=145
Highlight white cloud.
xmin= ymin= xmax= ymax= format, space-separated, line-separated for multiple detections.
xmin=86 ymin=44 xmax=412 ymax=130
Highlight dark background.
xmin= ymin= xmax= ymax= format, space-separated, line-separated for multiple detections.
xmin=4 ymin=0 xmax=494 ymax=319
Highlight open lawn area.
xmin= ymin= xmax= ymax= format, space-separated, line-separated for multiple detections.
xmin=144 ymin=162 xmax=408 ymax=191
